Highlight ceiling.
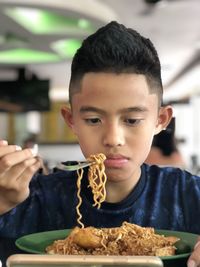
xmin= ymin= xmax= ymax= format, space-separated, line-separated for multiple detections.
xmin=0 ymin=0 xmax=199 ymax=101
xmin=101 ymin=0 xmax=200 ymax=101
xmin=0 ymin=0 xmax=117 ymax=64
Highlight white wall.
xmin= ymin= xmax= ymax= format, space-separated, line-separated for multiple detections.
xmin=173 ymin=97 xmax=200 ymax=173
xmin=0 ymin=113 xmax=8 ymax=139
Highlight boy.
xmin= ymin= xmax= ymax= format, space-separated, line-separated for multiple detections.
xmin=0 ymin=21 xmax=200 ymax=266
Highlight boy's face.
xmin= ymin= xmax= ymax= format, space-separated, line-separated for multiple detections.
xmin=62 ymin=73 xmax=172 ymax=183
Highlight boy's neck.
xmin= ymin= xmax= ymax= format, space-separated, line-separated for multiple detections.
xmin=105 ymin=168 xmax=141 ymax=203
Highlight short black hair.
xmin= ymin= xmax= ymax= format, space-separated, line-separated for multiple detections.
xmin=69 ymin=21 xmax=163 ymax=105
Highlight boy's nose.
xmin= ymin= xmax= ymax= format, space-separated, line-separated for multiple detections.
xmin=102 ymin=123 xmax=125 ymax=147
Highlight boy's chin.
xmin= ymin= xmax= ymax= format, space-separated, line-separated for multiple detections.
xmin=106 ymin=163 xmax=141 ymax=179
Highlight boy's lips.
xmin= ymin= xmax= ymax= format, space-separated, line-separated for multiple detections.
xmin=104 ymin=155 xmax=129 ymax=168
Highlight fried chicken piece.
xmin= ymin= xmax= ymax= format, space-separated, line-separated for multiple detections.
xmin=72 ymin=227 xmax=102 ymax=249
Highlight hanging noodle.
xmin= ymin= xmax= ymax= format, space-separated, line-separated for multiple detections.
xmin=76 ymin=167 xmax=84 ymax=228
xmin=87 ymin=153 xmax=107 ymax=208
xmin=76 ymin=153 xmax=107 ymax=228
xmin=46 ymin=154 xmax=179 ymax=257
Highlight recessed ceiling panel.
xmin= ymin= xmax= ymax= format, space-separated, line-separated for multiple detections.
xmin=0 ymin=48 xmax=61 ymax=64
xmin=4 ymin=7 xmax=94 ymax=34
xmin=51 ymin=39 xmax=81 ymax=58
xmin=0 ymin=0 xmax=118 ymax=64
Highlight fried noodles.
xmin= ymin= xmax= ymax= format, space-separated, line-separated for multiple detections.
xmin=76 ymin=153 xmax=107 ymax=227
xmin=46 ymin=222 xmax=179 ymax=256
xmin=47 ymin=155 xmax=179 ymax=256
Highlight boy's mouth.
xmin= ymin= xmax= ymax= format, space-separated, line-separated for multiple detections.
xmin=104 ymin=154 xmax=129 ymax=168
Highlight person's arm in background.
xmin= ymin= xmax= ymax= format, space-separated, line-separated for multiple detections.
xmin=0 ymin=139 xmax=41 ymax=214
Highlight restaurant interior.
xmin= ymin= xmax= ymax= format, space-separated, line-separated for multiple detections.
xmin=0 ymin=1 xmax=200 ymax=266
xmin=0 ymin=0 xmax=200 ymax=171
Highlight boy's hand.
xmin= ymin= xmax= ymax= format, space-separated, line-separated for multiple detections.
xmin=188 ymin=237 xmax=200 ymax=267
xmin=0 ymin=140 xmax=41 ymax=214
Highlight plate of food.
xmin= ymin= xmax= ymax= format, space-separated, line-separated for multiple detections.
xmin=15 ymin=222 xmax=198 ymax=267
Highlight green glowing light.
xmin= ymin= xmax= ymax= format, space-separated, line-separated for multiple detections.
xmin=4 ymin=7 xmax=93 ymax=34
xmin=51 ymin=39 xmax=81 ymax=58
xmin=0 ymin=49 xmax=61 ymax=64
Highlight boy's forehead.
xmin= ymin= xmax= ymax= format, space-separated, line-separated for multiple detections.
xmin=80 ymin=72 xmax=149 ymax=91
xmin=82 ymin=71 xmax=145 ymax=81
xmin=71 ymin=72 xmax=159 ymax=109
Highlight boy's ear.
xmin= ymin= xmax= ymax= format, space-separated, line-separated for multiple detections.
xmin=61 ymin=106 xmax=76 ymax=133
xmin=155 ymin=105 xmax=173 ymax=135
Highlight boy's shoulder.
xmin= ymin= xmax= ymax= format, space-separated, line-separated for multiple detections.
xmin=143 ymin=163 xmax=200 ymax=183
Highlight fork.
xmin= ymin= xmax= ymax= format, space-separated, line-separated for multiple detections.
xmin=57 ymin=160 xmax=95 ymax=171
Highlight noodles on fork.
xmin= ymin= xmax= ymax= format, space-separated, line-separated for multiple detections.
xmin=46 ymin=154 xmax=180 ymax=257
xmin=87 ymin=153 xmax=107 ymax=208
xmin=76 ymin=153 xmax=107 ymax=227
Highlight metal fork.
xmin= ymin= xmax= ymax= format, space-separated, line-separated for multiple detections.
xmin=57 ymin=160 xmax=95 ymax=171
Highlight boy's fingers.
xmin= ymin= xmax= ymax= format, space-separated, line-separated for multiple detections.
xmin=17 ymin=160 xmax=41 ymax=188
xmin=187 ymin=239 xmax=200 ymax=267
xmin=0 ymin=159 xmax=41 ymax=205
xmin=0 ymin=148 xmax=35 ymax=172
xmin=0 ymin=145 xmax=21 ymax=157
xmin=194 ymin=237 xmax=200 ymax=249
xmin=1 ymin=157 xmax=40 ymax=182
xmin=0 ymin=140 xmax=8 ymax=146
xmin=16 ymin=157 xmax=42 ymax=181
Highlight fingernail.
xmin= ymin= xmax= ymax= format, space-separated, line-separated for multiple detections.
xmin=30 ymin=144 xmax=38 ymax=157
xmin=1 ymin=140 xmax=8 ymax=145
xmin=188 ymin=260 xmax=197 ymax=267
xmin=194 ymin=240 xmax=200 ymax=250
xmin=15 ymin=145 xmax=22 ymax=151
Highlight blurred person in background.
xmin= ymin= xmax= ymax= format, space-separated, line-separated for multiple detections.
xmin=145 ymin=117 xmax=186 ymax=168
xmin=22 ymin=134 xmax=38 ymax=149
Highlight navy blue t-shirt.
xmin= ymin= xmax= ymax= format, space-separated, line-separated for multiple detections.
xmin=0 ymin=164 xmax=200 ymax=238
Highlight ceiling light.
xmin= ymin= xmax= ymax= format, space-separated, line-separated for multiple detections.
xmin=51 ymin=39 xmax=81 ymax=58
xmin=4 ymin=7 xmax=94 ymax=34
xmin=0 ymin=48 xmax=60 ymax=64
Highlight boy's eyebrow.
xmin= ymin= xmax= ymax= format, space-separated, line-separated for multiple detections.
xmin=120 ymin=107 xmax=149 ymax=113
xmin=79 ymin=106 xmax=148 ymax=114
xmin=79 ymin=106 xmax=106 ymax=114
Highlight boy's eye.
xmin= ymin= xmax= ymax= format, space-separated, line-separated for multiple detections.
xmin=124 ymin=118 xmax=141 ymax=126
xmin=85 ymin=118 xmax=101 ymax=125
